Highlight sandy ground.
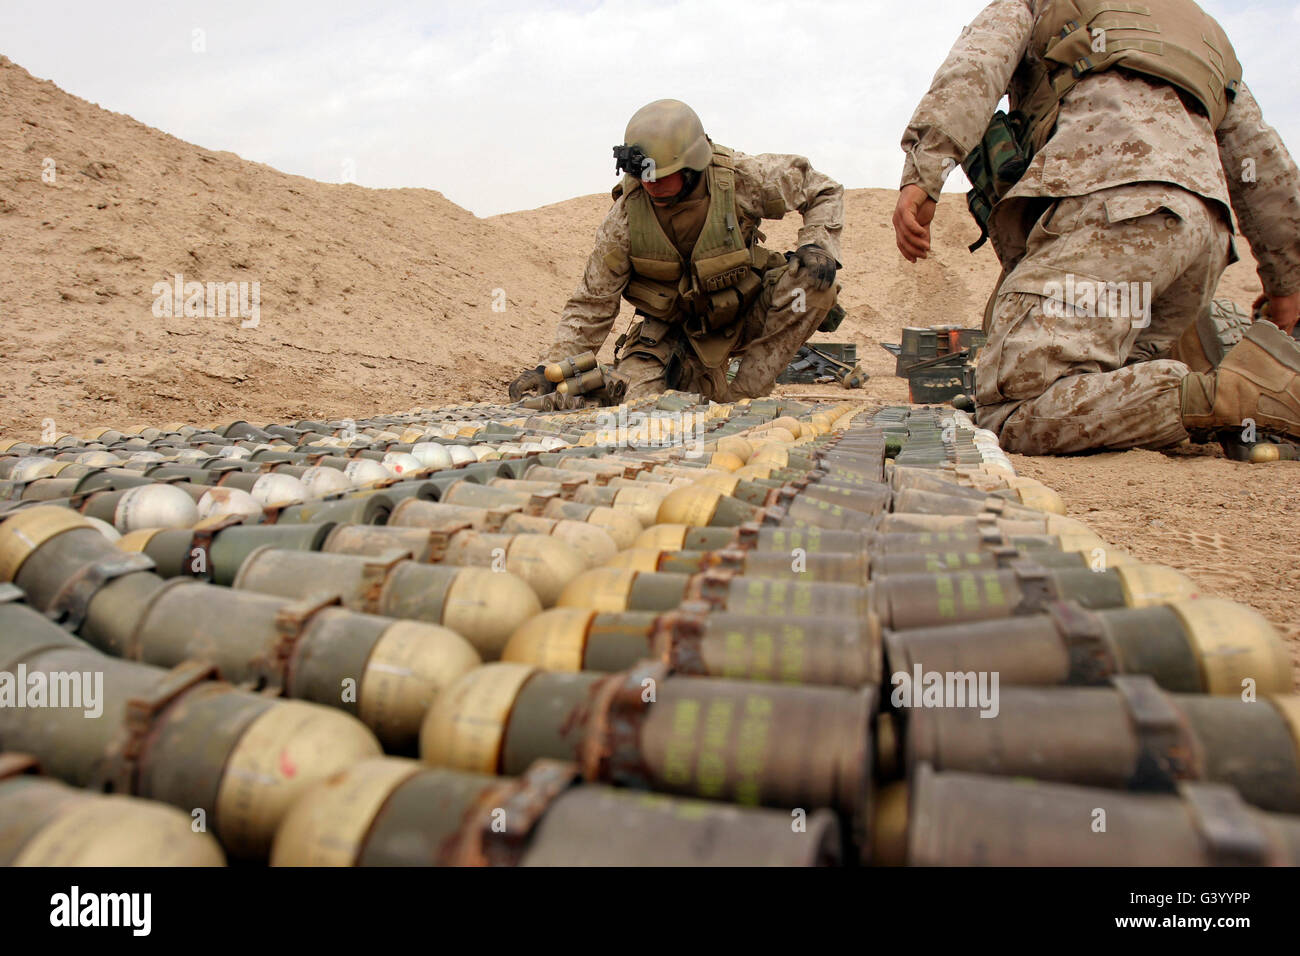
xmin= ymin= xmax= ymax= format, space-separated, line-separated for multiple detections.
xmin=1 ymin=54 xmax=1296 ymax=674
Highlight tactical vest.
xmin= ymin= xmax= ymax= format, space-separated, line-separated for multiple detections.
xmin=616 ymin=145 xmax=779 ymax=339
xmin=1018 ymin=0 xmax=1242 ymax=153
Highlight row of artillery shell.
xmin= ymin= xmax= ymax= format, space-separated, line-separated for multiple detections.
xmin=1 ymin=399 xmax=1296 ymax=865
xmin=0 ymin=398 xmax=863 ymax=864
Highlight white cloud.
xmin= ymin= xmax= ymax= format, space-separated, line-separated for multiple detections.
xmin=1 ymin=0 xmax=1296 ymax=216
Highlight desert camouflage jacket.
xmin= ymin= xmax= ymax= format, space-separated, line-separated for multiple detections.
xmin=542 ymin=150 xmax=844 ymax=363
xmin=899 ymin=0 xmax=1300 ymax=296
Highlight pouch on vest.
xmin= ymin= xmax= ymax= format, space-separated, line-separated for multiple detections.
xmin=624 ymin=278 xmax=679 ymax=320
xmin=615 ymin=316 xmax=686 ymax=385
xmin=705 ymin=269 xmax=762 ymax=329
xmin=615 ymin=315 xmax=671 ymax=357
xmin=961 ymin=109 xmax=1032 ymax=253
xmin=635 ymin=315 xmax=672 ymax=346
xmin=682 ymin=321 xmax=742 ymax=370
xmin=694 ymin=248 xmax=752 ymax=294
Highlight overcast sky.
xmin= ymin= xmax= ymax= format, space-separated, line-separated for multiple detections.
xmin=3 ymin=0 xmax=1297 ymax=216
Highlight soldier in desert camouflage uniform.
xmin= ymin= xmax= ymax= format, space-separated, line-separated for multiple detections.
xmin=509 ymin=99 xmax=845 ymax=405
xmin=893 ymin=0 xmax=1300 ymax=454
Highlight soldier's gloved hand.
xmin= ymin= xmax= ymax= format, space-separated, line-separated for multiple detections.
xmin=508 ymin=365 xmax=554 ymax=402
xmin=786 ymin=244 xmax=839 ymax=292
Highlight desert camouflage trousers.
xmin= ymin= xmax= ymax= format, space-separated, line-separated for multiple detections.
xmin=976 ymin=182 xmax=1234 ymax=454
xmin=609 ymin=264 xmax=838 ymax=403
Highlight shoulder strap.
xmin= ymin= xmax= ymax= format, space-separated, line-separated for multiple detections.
xmin=1023 ymin=0 xmax=1242 ymax=151
xmin=692 ymin=158 xmax=745 ymax=262
xmin=709 ymin=143 xmax=735 ymax=169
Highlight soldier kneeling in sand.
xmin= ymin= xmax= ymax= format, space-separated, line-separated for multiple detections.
xmin=509 ymin=99 xmax=846 ymax=406
xmin=892 ymin=0 xmax=1300 ymax=455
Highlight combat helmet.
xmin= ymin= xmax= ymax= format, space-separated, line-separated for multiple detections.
xmin=613 ymin=99 xmax=712 ymax=183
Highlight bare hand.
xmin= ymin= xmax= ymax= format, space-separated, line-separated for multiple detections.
xmin=893 ymin=184 xmax=938 ymax=263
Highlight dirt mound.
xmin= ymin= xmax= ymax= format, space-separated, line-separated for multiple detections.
xmin=0 ymin=54 xmax=578 ymax=435
xmin=1 ymin=55 xmax=1296 ymax=668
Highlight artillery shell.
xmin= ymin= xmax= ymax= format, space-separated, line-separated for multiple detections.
xmin=504 ymin=605 xmax=880 ymax=686
xmin=0 ymin=769 xmax=227 ymax=866
xmin=271 ymin=756 xmax=839 ymax=866
xmin=419 ymin=663 xmax=874 ymax=842
xmin=894 ymin=765 xmax=1300 ymax=866
xmin=233 ymin=548 xmax=541 ymax=660
xmin=883 ymin=598 xmax=1292 ymax=695
xmin=903 ymin=677 xmax=1300 ymax=812
xmin=544 ymin=351 xmax=598 ymax=384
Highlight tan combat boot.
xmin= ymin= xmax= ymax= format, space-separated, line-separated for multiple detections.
xmin=1181 ymin=320 xmax=1300 ymax=437
xmin=1169 ymin=300 xmax=1251 ymax=374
